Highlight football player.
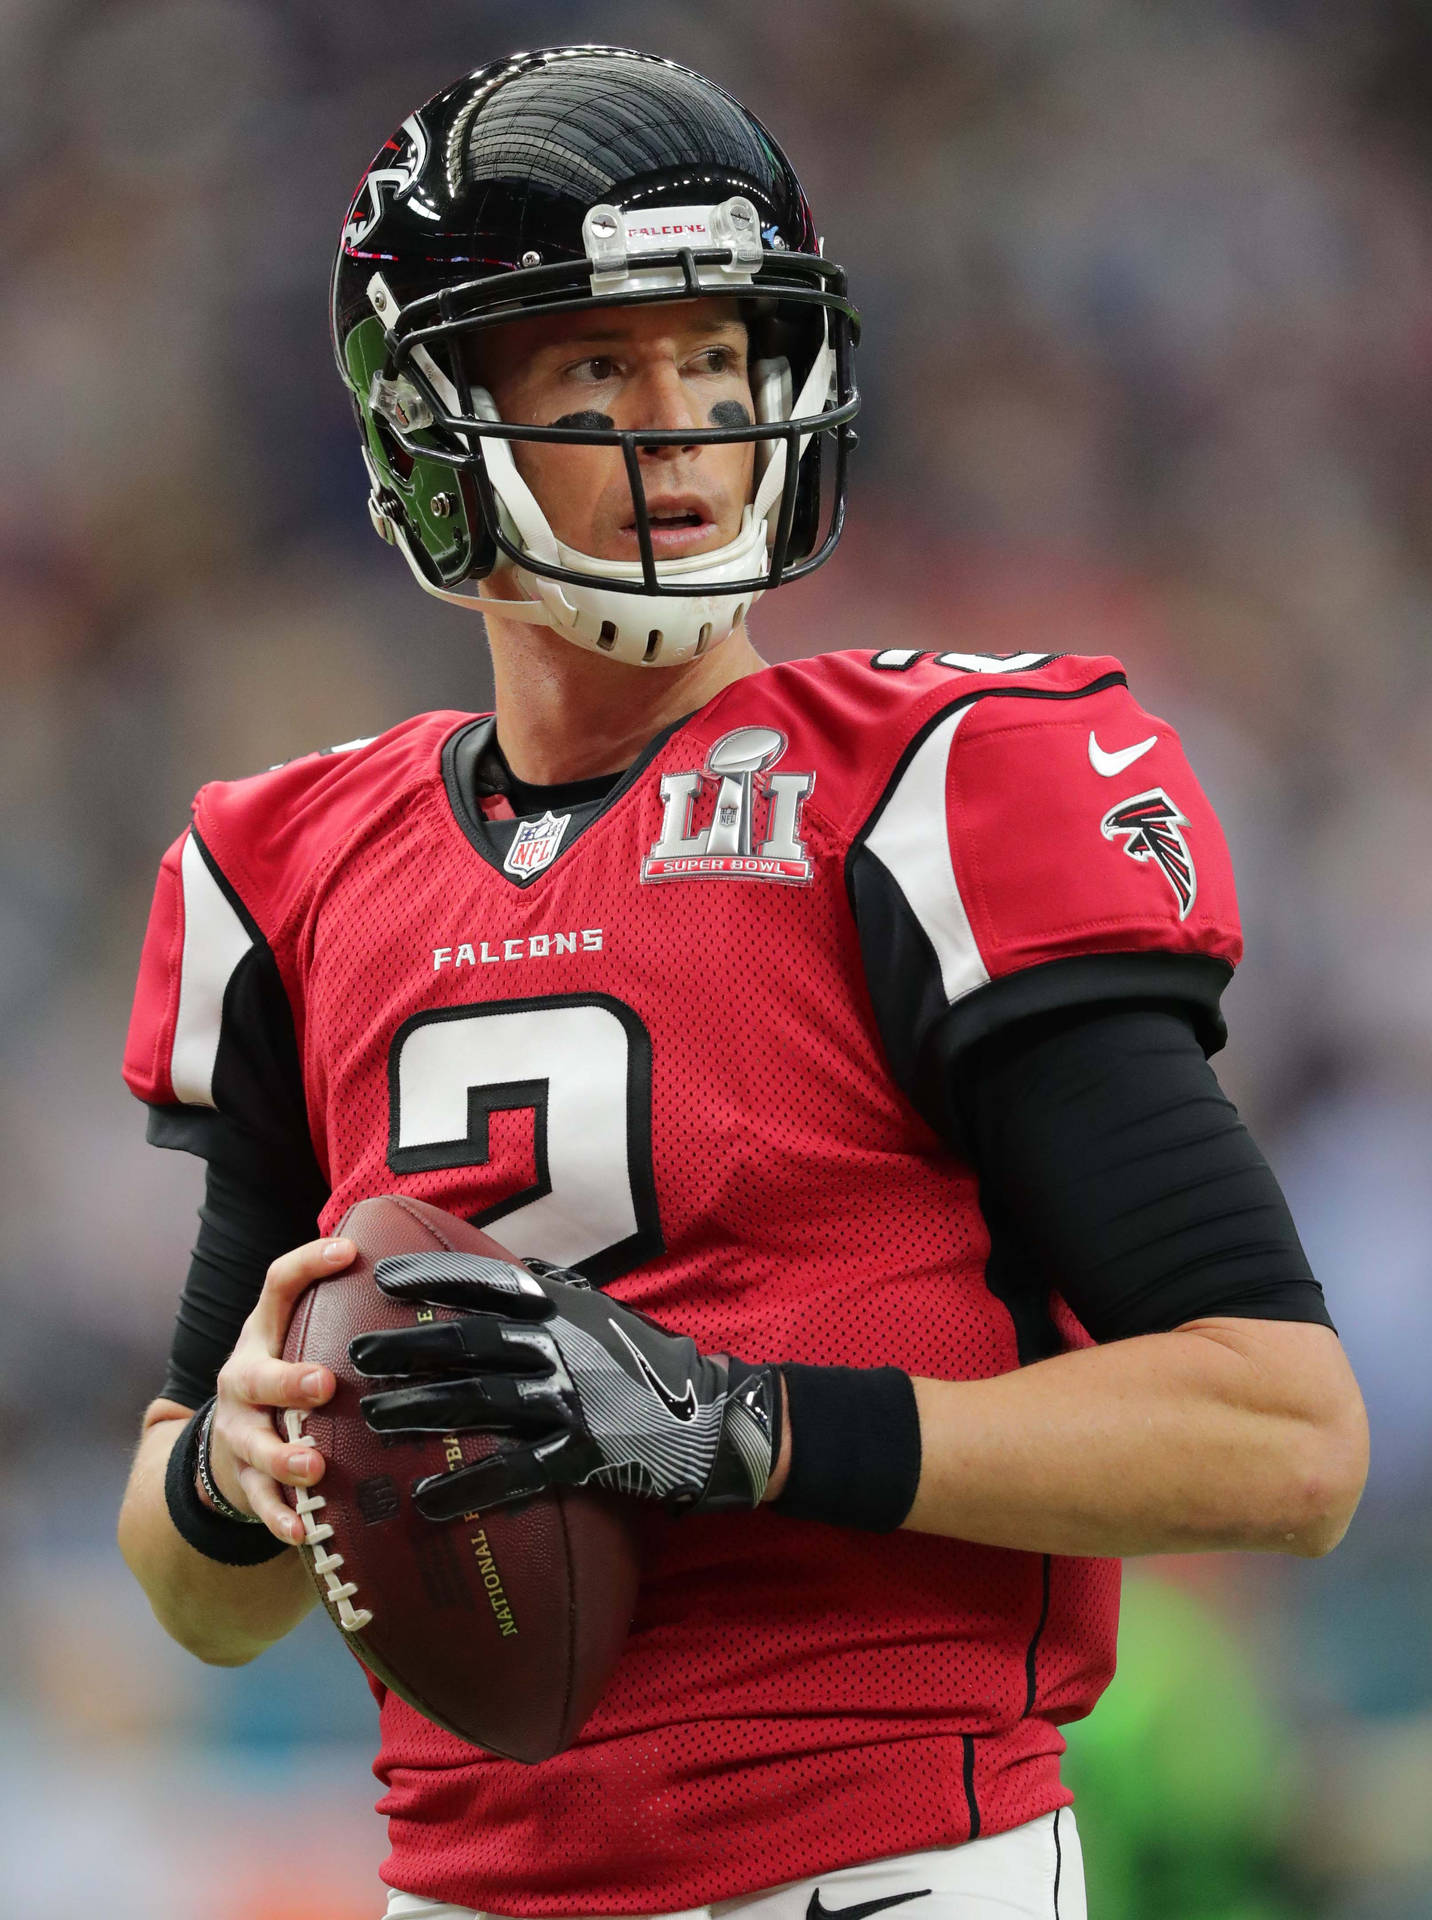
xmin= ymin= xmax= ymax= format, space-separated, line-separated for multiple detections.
xmin=117 ymin=47 xmax=1367 ymax=1920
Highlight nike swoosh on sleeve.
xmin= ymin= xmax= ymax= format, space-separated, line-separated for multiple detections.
xmin=1088 ymin=731 xmax=1158 ymax=776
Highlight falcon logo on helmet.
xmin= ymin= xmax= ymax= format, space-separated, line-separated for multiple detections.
xmin=342 ymin=113 xmax=436 ymax=250
xmin=1100 ymin=789 xmax=1198 ymax=920
xmin=330 ymin=46 xmax=860 ymax=668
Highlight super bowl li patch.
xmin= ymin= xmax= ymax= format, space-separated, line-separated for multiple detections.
xmin=642 ymin=726 xmax=814 ymax=884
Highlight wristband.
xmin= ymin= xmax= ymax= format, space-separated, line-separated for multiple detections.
xmin=163 ymin=1398 xmax=288 ymax=1566
xmin=772 ymin=1365 xmax=922 ymax=1532
xmin=196 ymin=1399 xmax=263 ymax=1524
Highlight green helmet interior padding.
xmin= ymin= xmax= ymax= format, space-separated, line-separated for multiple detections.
xmin=344 ymin=315 xmax=477 ymax=584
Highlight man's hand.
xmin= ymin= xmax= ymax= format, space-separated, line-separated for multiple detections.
xmin=207 ymin=1236 xmax=353 ymax=1543
xmin=349 ymin=1253 xmax=782 ymax=1520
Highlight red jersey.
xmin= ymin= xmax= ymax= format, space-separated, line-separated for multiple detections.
xmin=125 ymin=648 xmax=1241 ymax=1914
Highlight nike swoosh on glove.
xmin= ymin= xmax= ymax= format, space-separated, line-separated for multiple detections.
xmin=349 ymin=1252 xmax=783 ymax=1522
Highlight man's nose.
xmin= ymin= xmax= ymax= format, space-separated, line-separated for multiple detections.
xmin=625 ymin=362 xmax=700 ymax=460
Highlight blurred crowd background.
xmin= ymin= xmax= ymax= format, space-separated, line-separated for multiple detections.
xmin=2 ymin=1 xmax=1430 ymax=1914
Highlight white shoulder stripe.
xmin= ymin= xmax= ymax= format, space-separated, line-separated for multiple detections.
xmin=171 ymin=833 xmax=254 ymax=1108
xmin=934 ymin=650 xmax=1054 ymax=674
xmin=863 ymin=705 xmax=989 ymax=1005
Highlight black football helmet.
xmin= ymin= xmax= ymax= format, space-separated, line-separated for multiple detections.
xmin=331 ymin=45 xmax=860 ymax=666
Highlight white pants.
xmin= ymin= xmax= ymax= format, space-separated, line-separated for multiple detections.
xmin=383 ymin=1811 xmax=1086 ymax=1920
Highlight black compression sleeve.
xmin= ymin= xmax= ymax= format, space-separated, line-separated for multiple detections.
xmin=160 ymin=1160 xmax=323 ymax=1407
xmin=955 ymin=1004 xmax=1333 ymax=1345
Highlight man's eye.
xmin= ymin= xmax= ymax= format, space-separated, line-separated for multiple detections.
xmin=571 ymin=357 xmax=616 ymax=382
xmin=693 ymin=347 xmax=737 ymax=374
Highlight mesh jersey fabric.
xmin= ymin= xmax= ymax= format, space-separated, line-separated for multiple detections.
xmin=123 ymin=649 xmax=1241 ymax=1916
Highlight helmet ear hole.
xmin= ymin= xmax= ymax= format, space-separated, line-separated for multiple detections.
xmin=373 ymin=417 xmax=415 ymax=483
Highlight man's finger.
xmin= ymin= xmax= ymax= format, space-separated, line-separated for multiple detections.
xmin=233 ymin=1353 xmax=336 ymax=1411
xmin=206 ymin=1405 xmax=324 ymax=1527
xmin=253 ymin=1237 xmax=356 ymax=1345
xmin=360 ymin=1374 xmax=560 ymax=1436
xmin=350 ymin=1316 xmax=552 ymax=1377
xmin=238 ymin=1462 xmax=306 ymax=1545
xmin=374 ymin=1251 xmax=552 ymax=1320
xmin=411 ymin=1429 xmax=585 ymax=1520
xmin=226 ymin=1406 xmax=326 ymax=1486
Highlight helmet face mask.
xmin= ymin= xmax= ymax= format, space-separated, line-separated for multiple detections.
xmin=333 ymin=47 xmax=860 ymax=667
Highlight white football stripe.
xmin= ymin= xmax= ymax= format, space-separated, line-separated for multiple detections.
xmin=170 ymin=833 xmax=255 ymax=1108
xmin=863 ymin=706 xmax=988 ymax=1005
xmin=935 ymin=650 xmax=1053 ymax=674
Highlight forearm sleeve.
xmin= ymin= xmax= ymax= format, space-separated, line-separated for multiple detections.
xmin=161 ymin=1160 xmax=323 ymax=1408
xmin=954 ymin=1004 xmax=1333 ymax=1346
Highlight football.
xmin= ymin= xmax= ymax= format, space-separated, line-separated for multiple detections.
xmin=278 ymin=1193 xmax=642 ymax=1762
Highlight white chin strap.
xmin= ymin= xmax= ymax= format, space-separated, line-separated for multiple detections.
xmin=370 ymin=277 xmax=834 ymax=667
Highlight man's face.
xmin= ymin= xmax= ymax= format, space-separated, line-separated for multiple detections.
xmin=468 ymin=298 xmax=757 ymax=565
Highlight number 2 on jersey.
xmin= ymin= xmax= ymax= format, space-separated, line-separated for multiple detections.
xmin=387 ymin=993 xmax=663 ymax=1286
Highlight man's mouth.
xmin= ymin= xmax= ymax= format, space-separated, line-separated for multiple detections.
xmin=623 ymin=494 xmax=721 ymax=555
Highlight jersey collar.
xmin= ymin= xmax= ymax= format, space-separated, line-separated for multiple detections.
xmin=440 ymin=713 xmax=693 ymax=886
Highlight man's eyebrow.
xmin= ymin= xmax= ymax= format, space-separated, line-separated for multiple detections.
xmin=541 ymin=320 xmax=747 ymax=350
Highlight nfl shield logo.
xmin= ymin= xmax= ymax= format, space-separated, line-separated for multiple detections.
xmin=503 ymin=809 xmax=570 ymax=879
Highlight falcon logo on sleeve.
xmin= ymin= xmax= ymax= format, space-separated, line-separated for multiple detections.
xmin=1099 ymin=788 xmax=1198 ymax=920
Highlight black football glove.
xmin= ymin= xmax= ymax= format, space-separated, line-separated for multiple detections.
xmin=349 ymin=1252 xmax=783 ymax=1523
